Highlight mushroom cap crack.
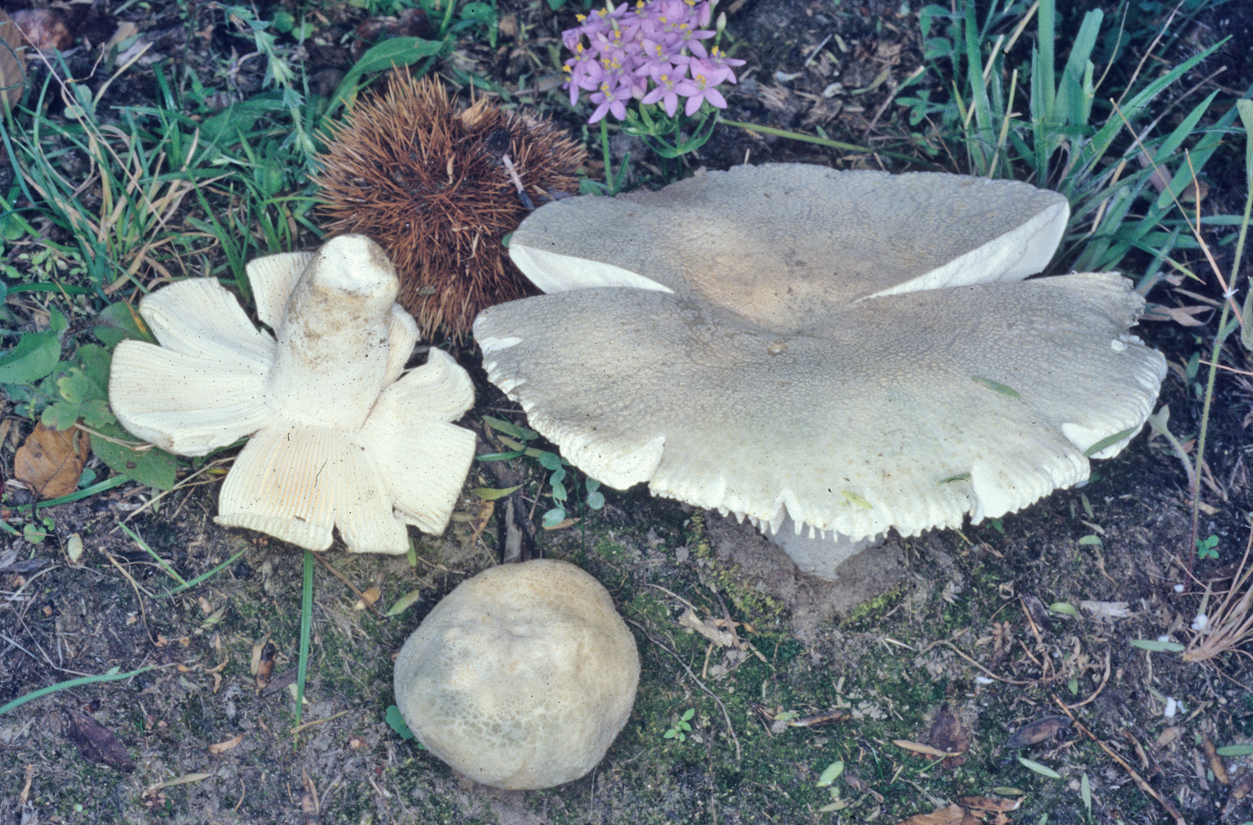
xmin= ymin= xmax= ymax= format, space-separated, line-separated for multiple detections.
xmin=473 ymin=165 xmax=1167 ymax=559
xmin=109 ymin=234 xmax=475 ymax=553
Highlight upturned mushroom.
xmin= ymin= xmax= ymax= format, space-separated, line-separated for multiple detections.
xmin=109 ymin=234 xmax=476 ymax=554
xmin=393 ymin=559 xmax=640 ymax=790
xmin=473 ymin=165 xmax=1167 ymax=578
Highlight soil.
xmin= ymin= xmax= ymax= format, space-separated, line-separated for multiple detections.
xmin=2 ymin=0 xmax=1253 ymax=824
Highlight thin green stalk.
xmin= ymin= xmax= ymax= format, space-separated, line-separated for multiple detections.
xmin=160 ymin=546 xmax=250 ymax=597
xmin=0 ymin=665 xmax=157 ymax=717
xmin=1191 ymin=118 xmax=1253 ymax=568
xmin=600 ymin=119 xmax=615 ymax=195
xmin=118 ymin=522 xmax=188 ymax=587
xmin=294 ymin=549 xmax=314 ymax=734
xmin=719 ymin=120 xmax=931 ymax=167
xmin=6 ymin=474 xmax=130 ymax=513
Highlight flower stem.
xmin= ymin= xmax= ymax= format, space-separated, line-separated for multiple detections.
xmin=600 ymin=119 xmax=616 ymax=195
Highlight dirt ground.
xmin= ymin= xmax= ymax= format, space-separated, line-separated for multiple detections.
xmin=3 ymin=0 xmax=1253 ymax=823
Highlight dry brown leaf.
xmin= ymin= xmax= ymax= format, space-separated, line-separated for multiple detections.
xmin=1004 ymin=715 xmax=1071 ymax=749
xmin=679 ymin=608 xmax=736 ymax=647
xmin=354 ymin=586 xmax=381 ymax=611
xmin=301 ymin=768 xmax=320 ymax=824
xmin=14 ymin=423 xmax=90 ymax=499
xmin=1232 ymin=770 xmax=1253 ymax=800
xmin=208 ymin=733 xmax=244 ymax=754
xmin=253 ymin=640 xmax=277 ymax=692
xmin=892 ymin=739 xmax=963 ymax=758
xmin=63 ymin=707 xmax=135 ymax=773
xmin=893 ymin=803 xmax=980 ymax=825
xmin=928 ymin=703 xmax=970 ymax=768
xmin=1143 ymin=304 xmax=1211 ymax=327
xmin=0 ymin=10 xmax=25 ymax=107
xmin=10 ymin=9 xmax=71 ymax=52
xmin=959 ymin=797 xmax=1021 ymax=812
xmin=1202 ymin=732 xmax=1229 ymax=784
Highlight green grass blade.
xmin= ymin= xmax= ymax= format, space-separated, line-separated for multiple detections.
xmin=1036 ymin=0 xmax=1055 ymax=122
xmin=160 ymin=546 xmax=250 ymax=598
xmin=0 ymin=665 xmax=157 ymax=717
xmin=295 ymin=549 xmax=314 ymax=734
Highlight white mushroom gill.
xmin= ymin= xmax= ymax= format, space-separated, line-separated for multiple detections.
xmin=109 ymin=235 xmax=476 ymax=554
xmin=472 ymin=165 xmax=1168 ymax=579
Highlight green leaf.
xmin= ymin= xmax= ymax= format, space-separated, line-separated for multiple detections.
xmin=537 ymin=451 xmax=563 ymax=471
xmin=1082 ymin=426 xmax=1137 ymax=457
xmin=57 ymin=367 xmax=95 ymax=405
xmin=1217 ymin=744 xmax=1253 ymax=757
xmin=971 ymin=375 xmax=1020 ymax=397
xmin=816 ymin=759 xmax=844 ymax=787
xmin=94 ymin=301 xmax=152 ymax=347
xmin=385 ymin=704 xmax=415 ymax=740
xmin=541 ymin=507 xmax=566 ymax=528
xmin=840 ymin=490 xmax=873 ymax=509
xmin=459 ymin=2 xmax=495 ymax=24
xmin=91 ymin=420 xmax=178 ymax=490
xmin=0 ymin=330 xmax=60 ymax=384
xmin=1078 ymin=535 xmax=1102 ymax=547
xmin=329 ymin=37 xmax=446 ymax=112
xmin=471 ymin=484 xmax=522 ymax=501
xmin=476 ymin=450 xmax=524 ymax=461
xmin=41 ymin=401 xmax=82 ymax=431
xmin=1130 ymin=639 xmax=1185 ymax=653
xmin=1080 ymin=772 xmax=1091 ymax=812
xmin=1018 ymin=756 xmax=1061 ymax=779
xmin=386 ymin=588 xmax=426 ymax=617
xmin=482 ymin=415 xmax=537 ymax=441
xmin=47 ymin=307 xmax=68 ymax=335
xmin=586 ymin=490 xmax=606 ymax=510
xmin=1048 ymin=602 xmax=1078 ymax=617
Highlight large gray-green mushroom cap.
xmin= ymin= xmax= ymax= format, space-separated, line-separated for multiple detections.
xmin=109 ymin=234 xmax=476 ymax=554
xmin=393 ymin=560 xmax=640 ymax=790
xmin=473 ymin=165 xmax=1167 ymax=578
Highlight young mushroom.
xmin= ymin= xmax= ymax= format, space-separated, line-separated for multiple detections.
xmin=473 ymin=165 xmax=1167 ymax=579
xmin=393 ymin=559 xmax=640 ymax=790
xmin=109 ymin=234 xmax=476 ymax=554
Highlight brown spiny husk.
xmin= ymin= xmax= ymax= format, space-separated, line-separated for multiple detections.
xmin=314 ymin=74 xmax=586 ymax=337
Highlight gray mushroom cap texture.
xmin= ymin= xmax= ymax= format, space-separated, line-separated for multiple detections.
xmin=393 ymin=559 xmax=640 ymax=790
xmin=109 ymin=234 xmax=476 ymax=554
xmin=473 ymin=164 xmax=1168 ymax=578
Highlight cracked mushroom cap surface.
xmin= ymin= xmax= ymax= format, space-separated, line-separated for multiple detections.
xmin=473 ymin=165 xmax=1167 ymax=572
xmin=109 ymin=235 xmax=476 ymax=554
xmin=393 ymin=560 xmax=640 ymax=790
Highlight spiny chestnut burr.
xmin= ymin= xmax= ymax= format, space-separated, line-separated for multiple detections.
xmin=314 ymin=74 xmax=586 ymax=338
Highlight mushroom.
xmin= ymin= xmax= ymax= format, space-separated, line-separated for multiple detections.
xmin=109 ymin=234 xmax=476 ymax=554
xmin=393 ymin=559 xmax=639 ymax=790
xmin=472 ymin=165 xmax=1167 ymax=578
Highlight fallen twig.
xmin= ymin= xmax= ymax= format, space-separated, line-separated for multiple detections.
xmin=1053 ymin=697 xmax=1185 ymax=825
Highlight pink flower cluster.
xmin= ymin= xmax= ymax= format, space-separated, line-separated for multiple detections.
xmin=562 ymin=0 xmax=745 ymax=124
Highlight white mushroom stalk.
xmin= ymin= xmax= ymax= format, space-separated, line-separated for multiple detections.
xmin=109 ymin=235 xmax=476 ymax=554
xmin=473 ymin=165 xmax=1168 ymax=579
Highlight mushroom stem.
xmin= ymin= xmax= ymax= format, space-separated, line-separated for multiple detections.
xmin=267 ymin=236 xmax=402 ymax=430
